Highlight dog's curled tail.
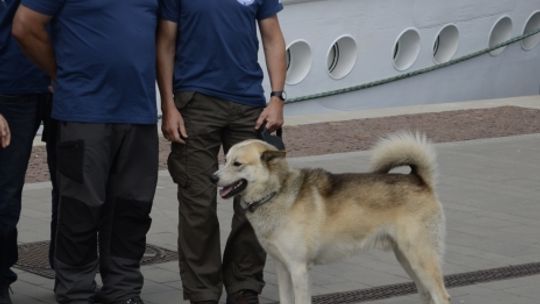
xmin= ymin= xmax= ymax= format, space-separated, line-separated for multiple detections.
xmin=370 ymin=131 xmax=437 ymax=189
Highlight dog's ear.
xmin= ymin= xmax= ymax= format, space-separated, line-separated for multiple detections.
xmin=261 ymin=150 xmax=286 ymax=163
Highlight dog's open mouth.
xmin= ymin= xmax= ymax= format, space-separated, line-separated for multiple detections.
xmin=219 ymin=179 xmax=247 ymax=199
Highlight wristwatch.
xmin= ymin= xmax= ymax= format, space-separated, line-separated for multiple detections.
xmin=270 ymin=90 xmax=287 ymax=101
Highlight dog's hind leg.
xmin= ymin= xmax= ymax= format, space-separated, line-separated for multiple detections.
xmin=392 ymin=244 xmax=432 ymax=304
xmin=288 ymin=263 xmax=311 ymax=304
xmin=275 ymin=259 xmax=294 ymax=304
xmin=393 ymin=237 xmax=450 ymax=304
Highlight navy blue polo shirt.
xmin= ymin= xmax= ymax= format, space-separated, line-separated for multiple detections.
xmin=160 ymin=0 xmax=283 ymax=107
xmin=20 ymin=0 xmax=159 ymax=124
xmin=0 ymin=0 xmax=49 ymax=95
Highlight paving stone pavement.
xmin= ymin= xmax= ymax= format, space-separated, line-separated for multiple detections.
xmin=11 ymin=131 xmax=540 ymax=304
xmin=13 ymin=134 xmax=540 ymax=304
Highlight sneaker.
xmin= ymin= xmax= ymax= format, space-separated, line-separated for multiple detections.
xmin=0 ymin=285 xmax=12 ymax=304
xmin=226 ymin=290 xmax=259 ymax=304
xmin=114 ymin=296 xmax=144 ymax=304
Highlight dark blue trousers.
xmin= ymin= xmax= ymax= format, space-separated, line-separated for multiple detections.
xmin=0 ymin=93 xmax=58 ymax=286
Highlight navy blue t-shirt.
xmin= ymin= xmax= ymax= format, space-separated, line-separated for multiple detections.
xmin=20 ymin=0 xmax=159 ymax=124
xmin=160 ymin=0 xmax=283 ymax=107
xmin=0 ymin=0 xmax=49 ymax=95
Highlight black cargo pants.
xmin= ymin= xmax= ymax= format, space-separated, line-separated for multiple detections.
xmin=167 ymin=92 xmax=267 ymax=302
xmin=53 ymin=122 xmax=158 ymax=304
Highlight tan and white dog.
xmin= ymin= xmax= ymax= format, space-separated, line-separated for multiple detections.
xmin=212 ymin=132 xmax=451 ymax=304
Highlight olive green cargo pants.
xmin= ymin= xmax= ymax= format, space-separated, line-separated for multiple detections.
xmin=167 ymin=92 xmax=266 ymax=302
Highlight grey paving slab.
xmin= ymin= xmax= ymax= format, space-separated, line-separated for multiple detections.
xmin=13 ymin=133 xmax=540 ymax=304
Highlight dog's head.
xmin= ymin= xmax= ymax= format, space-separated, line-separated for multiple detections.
xmin=211 ymin=139 xmax=287 ymax=202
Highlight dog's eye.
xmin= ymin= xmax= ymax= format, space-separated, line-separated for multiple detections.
xmin=233 ymin=161 xmax=242 ymax=167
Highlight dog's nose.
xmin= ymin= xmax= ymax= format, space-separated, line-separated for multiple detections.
xmin=210 ymin=174 xmax=219 ymax=184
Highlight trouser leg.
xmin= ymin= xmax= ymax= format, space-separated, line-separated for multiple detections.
xmin=54 ymin=123 xmax=113 ymax=304
xmin=221 ymin=103 xmax=266 ymax=295
xmin=167 ymin=92 xmax=225 ymax=302
xmin=40 ymin=95 xmax=60 ymax=270
xmin=98 ymin=124 xmax=158 ymax=303
xmin=54 ymin=123 xmax=158 ymax=303
xmin=0 ymin=95 xmax=41 ymax=286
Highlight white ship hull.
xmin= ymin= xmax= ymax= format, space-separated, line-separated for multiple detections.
xmin=266 ymin=0 xmax=540 ymax=115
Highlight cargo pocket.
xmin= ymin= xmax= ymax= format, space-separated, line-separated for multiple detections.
xmin=56 ymin=140 xmax=84 ymax=183
xmin=167 ymin=141 xmax=190 ymax=188
xmin=167 ymin=91 xmax=194 ymax=188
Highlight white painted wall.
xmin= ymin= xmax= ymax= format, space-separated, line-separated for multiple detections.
xmin=257 ymin=0 xmax=540 ymax=114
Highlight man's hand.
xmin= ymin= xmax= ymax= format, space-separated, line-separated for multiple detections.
xmin=0 ymin=114 xmax=11 ymax=148
xmin=161 ymin=104 xmax=188 ymax=144
xmin=255 ymin=97 xmax=284 ymax=132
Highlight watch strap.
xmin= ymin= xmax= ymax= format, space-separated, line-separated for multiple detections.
xmin=270 ymin=90 xmax=286 ymax=101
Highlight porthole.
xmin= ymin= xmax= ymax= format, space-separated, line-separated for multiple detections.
xmin=393 ymin=28 xmax=421 ymax=71
xmin=285 ymin=40 xmax=312 ymax=85
xmin=489 ymin=16 xmax=513 ymax=56
xmin=326 ymin=35 xmax=358 ymax=80
xmin=433 ymin=25 xmax=459 ymax=64
xmin=522 ymin=11 xmax=540 ymax=50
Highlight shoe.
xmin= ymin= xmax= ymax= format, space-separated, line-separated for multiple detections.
xmin=226 ymin=290 xmax=259 ymax=304
xmin=114 ymin=296 xmax=144 ymax=304
xmin=0 ymin=285 xmax=12 ymax=304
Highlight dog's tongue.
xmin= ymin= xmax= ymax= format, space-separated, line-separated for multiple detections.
xmin=219 ymin=186 xmax=233 ymax=199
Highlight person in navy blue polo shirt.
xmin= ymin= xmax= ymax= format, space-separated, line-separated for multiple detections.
xmin=12 ymin=1 xmax=160 ymax=303
xmin=157 ymin=1 xmax=287 ymax=303
xmin=1 ymin=1 xmax=59 ymax=302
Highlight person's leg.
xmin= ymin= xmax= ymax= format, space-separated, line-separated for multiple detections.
xmin=0 ymin=95 xmax=41 ymax=289
xmin=98 ymin=124 xmax=158 ymax=303
xmin=221 ymin=103 xmax=266 ymax=300
xmin=167 ymin=92 xmax=226 ymax=303
xmin=40 ymin=94 xmax=59 ymax=270
xmin=53 ymin=123 xmax=113 ymax=304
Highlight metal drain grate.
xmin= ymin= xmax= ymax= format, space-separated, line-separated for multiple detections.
xmin=311 ymin=262 xmax=540 ymax=304
xmin=15 ymin=241 xmax=178 ymax=279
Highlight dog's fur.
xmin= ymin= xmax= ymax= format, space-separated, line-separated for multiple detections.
xmin=214 ymin=132 xmax=451 ymax=304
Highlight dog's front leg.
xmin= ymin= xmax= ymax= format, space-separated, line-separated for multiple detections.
xmin=289 ymin=264 xmax=311 ymax=304
xmin=275 ymin=260 xmax=294 ymax=304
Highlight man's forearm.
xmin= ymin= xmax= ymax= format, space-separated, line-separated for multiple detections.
xmin=260 ymin=17 xmax=287 ymax=92
xmin=156 ymin=21 xmax=178 ymax=111
xmin=12 ymin=9 xmax=56 ymax=78
xmin=19 ymin=33 xmax=56 ymax=79
xmin=265 ymin=42 xmax=286 ymax=92
xmin=156 ymin=46 xmax=176 ymax=111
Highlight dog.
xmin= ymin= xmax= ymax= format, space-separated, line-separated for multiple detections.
xmin=212 ymin=132 xmax=451 ymax=304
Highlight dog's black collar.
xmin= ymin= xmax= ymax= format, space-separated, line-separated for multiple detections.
xmin=242 ymin=192 xmax=277 ymax=213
